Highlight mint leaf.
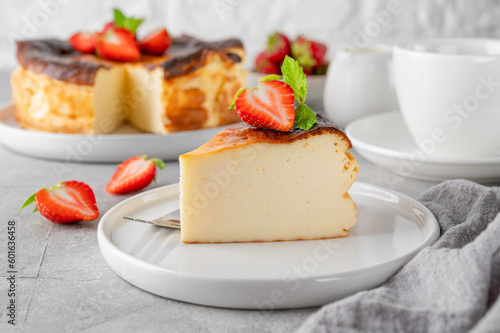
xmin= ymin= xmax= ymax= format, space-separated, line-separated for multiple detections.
xmin=20 ymin=192 xmax=37 ymax=211
xmin=294 ymin=104 xmax=317 ymax=130
xmin=227 ymin=88 xmax=246 ymax=111
xmin=113 ymin=8 xmax=144 ymax=34
xmin=113 ymin=9 xmax=126 ymax=26
xmin=281 ymin=55 xmax=307 ymax=104
xmin=258 ymin=75 xmax=282 ymax=83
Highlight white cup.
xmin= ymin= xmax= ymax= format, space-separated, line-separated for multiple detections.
xmin=394 ymin=38 xmax=500 ymax=157
xmin=323 ymin=45 xmax=399 ymax=128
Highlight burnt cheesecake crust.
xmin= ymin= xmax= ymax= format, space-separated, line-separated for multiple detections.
xmin=16 ymin=39 xmax=108 ymax=85
xmin=12 ymin=35 xmax=246 ymax=134
xmin=188 ymin=114 xmax=352 ymax=155
xmin=16 ymin=36 xmax=244 ymax=86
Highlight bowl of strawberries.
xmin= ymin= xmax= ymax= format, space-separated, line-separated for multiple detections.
xmin=248 ymin=32 xmax=328 ymax=109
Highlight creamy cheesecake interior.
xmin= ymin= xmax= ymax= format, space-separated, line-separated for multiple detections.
xmin=180 ymin=117 xmax=359 ymax=244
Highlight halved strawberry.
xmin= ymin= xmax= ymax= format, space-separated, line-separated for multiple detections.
xmin=96 ymin=28 xmax=140 ymax=62
xmin=106 ymin=155 xmax=165 ymax=194
xmin=69 ymin=32 xmax=99 ymax=54
xmin=235 ymin=80 xmax=295 ymax=131
xmin=265 ymin=32 xmax=291 ymax=64
xmin=138 ymin=28 xmax=171 ymax=55
xmin=291 ymin=37 xmax=327 ymax=72
xmin=255 ymin=51 xmax=281 ymax=74
xmin=20 ymin=181 xmax=99 ymax=224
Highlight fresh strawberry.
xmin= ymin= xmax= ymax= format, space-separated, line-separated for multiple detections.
xmin=106 ymin=155 xmax=165 ymax=194
xmin=255 ymin=51 xmax=281 ymax=74
xmin=96 ymin=28 xmax=140 ymax=62
xmin=102 ymin=21 xmax=116 ymax=33
xmin=291 ymin=37 xmax=327 ymax=72
xmin=69 ymin=32 xmax=99 ymax=54
xmin=20 ymin=181 xmax=99 ymax=224
xmin=265 ymin=32 xmax=291 ymax=64
xmin=138 ymin=28 xmax=171 ymax=55
xmin=234 ymin=80 xmax=295 ymax=131
xmin=314 ymin=62 xmax=329 ymax=75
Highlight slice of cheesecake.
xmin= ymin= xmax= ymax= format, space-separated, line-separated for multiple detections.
xmin=179 ymin=115 xmax=359 ymax=243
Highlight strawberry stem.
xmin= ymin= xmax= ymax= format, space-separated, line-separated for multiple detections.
xmin=259 ymin=75 xmax=282 ymax=83
xmin=227 ymin=88 xmax=246 ymax=111
xmin=151 ymin=158 xmax=165 ymax=170
xmin=20 ymin=192 xmax=37 ymax=211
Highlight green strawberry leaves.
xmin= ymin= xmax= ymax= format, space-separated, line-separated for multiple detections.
xmin=113 ymin=8 xmax=144 ymax=34
xmin=151 ymin=158 xmax=165 ymax=170
xmin=227 ymin=87 xmax=246 ymax=111
xmin=258 ymin=74 xmax=282 ymax=83
xmin=20 ymin=192 xmax=37 ymax=211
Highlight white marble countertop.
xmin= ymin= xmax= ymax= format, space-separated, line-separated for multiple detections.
xmin=0 ymin=70 xmax=445 ymax=332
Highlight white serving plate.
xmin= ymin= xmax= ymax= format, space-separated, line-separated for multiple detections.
xmin=97 ymin=182 xmax=439 ymax=309
xmin=346 ymin=112 xmax=500 ymax=182
xmin=0 ymin=104 xmax=231 ymax=162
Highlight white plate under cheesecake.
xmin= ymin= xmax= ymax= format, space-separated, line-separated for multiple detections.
xmin=97 ymin=181 xmax=439 ymax=309
xmin=0 ymin=103 xmax=232 ymax=162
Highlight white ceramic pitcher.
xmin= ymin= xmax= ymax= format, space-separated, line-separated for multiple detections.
xmin=323 ymin=46 xmax=399 ymax=128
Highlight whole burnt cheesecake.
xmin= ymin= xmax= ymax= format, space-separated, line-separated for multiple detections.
xmin=11 ymin=36 xmax=246 ymax=134
xmin=179 ymin=114 xmax=359 ymax=244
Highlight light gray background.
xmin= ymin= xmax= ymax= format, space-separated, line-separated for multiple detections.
xmin=1 ymin=0 xmax=500 ymax=70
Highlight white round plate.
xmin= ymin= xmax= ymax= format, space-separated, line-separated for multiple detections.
xmin=346 ymin=112 xmax=500 ymax=182
xmin=0 ymin=104 xmax=231 ymax=162
xmin=97 ymin=182 xmax=439 ymax=309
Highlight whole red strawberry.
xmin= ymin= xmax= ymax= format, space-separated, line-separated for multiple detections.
xmin=102 ymin=21 xmax=116 ymax=33
xmin=138 ymin=28 xmax=171 ymax=55
xmin=255 ymin=51 xmax=281 ymax=74
xmin=106 ymin=155 xmax=165 ymax=194
xmin=96 ymin=28 xmax=141 ymax=62
xmin=69 ymin=32 xmax=99 ymax=54
xmin=233 ymin=80 xmax=295 ymax=132
xmin=265 ymin=32 xmax=291 ymax=64
xmin=291 ymin=37 xmax=327 ymax=72
xmin=21 ymin=181 xmax=99 ymax=224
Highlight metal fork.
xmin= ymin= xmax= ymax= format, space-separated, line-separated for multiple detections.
xmin=122 ymin=209 xmax=181 ymax=229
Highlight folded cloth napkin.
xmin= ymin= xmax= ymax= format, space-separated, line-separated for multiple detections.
xmin=298 ymin=179 xmax=500 ymax=333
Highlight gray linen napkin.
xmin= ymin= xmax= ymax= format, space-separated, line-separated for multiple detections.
xmin=298 ymin=179 xmax=500 ymax=333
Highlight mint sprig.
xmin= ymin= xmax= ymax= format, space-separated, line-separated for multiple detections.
xmin=282 ymin=56 xmax=307 ymax=104
xmin=281 ymin=55 xmax=317 ymax=130
xmin=113 ymin=9 xmax=144 ymax=34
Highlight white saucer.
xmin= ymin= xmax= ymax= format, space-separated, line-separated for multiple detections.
xmin=97 ymin=182 xmax=439 ymax=309
xmin=0 ymin=104 xmax=230 ymax=162
xmin=346 ymin=112 xmax=500 ymax=182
